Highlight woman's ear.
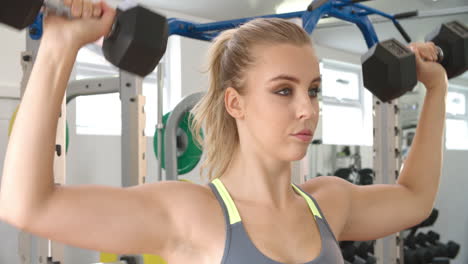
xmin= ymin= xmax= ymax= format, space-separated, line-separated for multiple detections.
xmin=225 ymin=87 xmax=244 ymax=120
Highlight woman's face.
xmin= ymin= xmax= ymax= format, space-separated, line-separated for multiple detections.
xmin=235 ymin=43 xmax=321 ymax=162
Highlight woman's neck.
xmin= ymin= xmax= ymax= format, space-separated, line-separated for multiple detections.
xmin=219 ymin=148 xmax=298 ymax=209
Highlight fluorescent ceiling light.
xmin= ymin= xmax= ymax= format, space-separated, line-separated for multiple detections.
xmin=275 ymin=0 xmax=340 ymax=25
xmin=275 ymin=0 xmax=310 ymax=14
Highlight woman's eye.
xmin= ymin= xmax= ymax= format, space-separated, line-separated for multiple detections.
xmin=309 ymin=87 xmax=321 ymax=97
xmin=276 ymin=87 xmax=321 ymax=97
xmin=277 ymin=88 xmax=292 ymax=96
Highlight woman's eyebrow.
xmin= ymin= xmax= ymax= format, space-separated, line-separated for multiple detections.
xmin=268 ymin=74 xmax=322 ymax=85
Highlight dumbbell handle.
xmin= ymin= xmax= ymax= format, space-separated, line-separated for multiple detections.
xmin=435 ymin=46 xmax=444 ymax=63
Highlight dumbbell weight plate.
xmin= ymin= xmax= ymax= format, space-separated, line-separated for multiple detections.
xmin=361 ymin=39 xmax=417 ymax=102
xmin=425 ymin=20 xmax=468 ymax=79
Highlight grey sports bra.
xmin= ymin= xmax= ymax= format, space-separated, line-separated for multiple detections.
xmin=209 ymin=178 xmax=344 ymax=264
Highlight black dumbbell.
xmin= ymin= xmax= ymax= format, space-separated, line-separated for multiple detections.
xmin=426 ymin=21 xmax=468 ymax=79
xmin=445 ymin=241 xmax=460 ymax=259
xmin=352 ymin=254 xmax=376 ymax=264
xmin=415 ymin=232 xmax=447 ymax=259
xmin=405 ymin=235 xmax=434 ymax=263
xmin=404 ymin=246 xmax=433 ymax=264
xmin=362 ymin=20 xmax=468 ymax=102
xmin=0 ymin=0 xmax=168 ymax=77
xmin=432 ymin=257 xmax=450 ymax=264
xmin=340 ymin=241 xmax=357 ymax=262
xmin=334 ymin=168 xmax=354 ymax=183
xmin=354 ymin=241 xmax=377 ymax=263
xmin=358 ymin=169 xmax=374 ymax=185
xmin=425 ymin=231 xmax=460 ymax=259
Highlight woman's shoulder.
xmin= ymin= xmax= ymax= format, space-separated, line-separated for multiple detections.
xmin=300 ymin=175 xmax=352 ymax=197
xmin=145 ymin=180 xmax=219 ymax=209
xmin=299 ymin=176 xmax=353 ymax=240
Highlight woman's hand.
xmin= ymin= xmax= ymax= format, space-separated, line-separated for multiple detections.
xmin=408 ymin=42 xmax=448 ymax=93
xmin=42 ymin=0 xmax=116 ymax=51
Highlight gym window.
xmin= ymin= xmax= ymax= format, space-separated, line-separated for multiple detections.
xmin=73 ymin=44 xmax=165 ymax=137
xmin=445 ymin=83 xmax=468 ymax=150
xmin=319 ymin=59 xmax=373 ymax=146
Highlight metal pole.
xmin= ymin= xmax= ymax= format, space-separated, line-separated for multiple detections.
xmin=120 ymin=71 xmax=145 ymax=187
xmin=373 ymin=98 xmax=402 ymax=264
xmin=165 ymin=92 xmax=204 ymax=181
xmin=156 ymin=64 xmax=164 ymax=182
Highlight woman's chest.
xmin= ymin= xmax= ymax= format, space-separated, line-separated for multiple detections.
xmin=187 ymin=203 xmax=324 ymax=264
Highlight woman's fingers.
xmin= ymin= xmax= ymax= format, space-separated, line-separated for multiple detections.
xmin=429 ymin=42 xmax=440 ymax=62
xmin=411 ymin=42 xmax=438 ymax=62
xmin=82 ymin=0 xmax=93 ymax=18
xmin=71 ymin=0 xmax=84 ymax=17
xmin=93 ymin=1 xmax=103 ymax=17
xmin=64 ymin=0 xmax=102 ymax=19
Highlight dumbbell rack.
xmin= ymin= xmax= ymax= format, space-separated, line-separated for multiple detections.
xmin=17 ymin=31 xmax=148 ymax=264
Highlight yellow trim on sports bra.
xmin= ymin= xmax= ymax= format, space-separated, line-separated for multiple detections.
xmin=212 ymin=178 xmax=242 ymax=224
xmin=292 ymin=184 xmax=322 ymax=219
xmin=211 ymin=179 xmax=322 ymax=224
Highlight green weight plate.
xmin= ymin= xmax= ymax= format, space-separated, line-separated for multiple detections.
xmin=153 ymin=112 xmax=203 ymax=175
xmin=66 ymin=122 xmax=69 ymax=153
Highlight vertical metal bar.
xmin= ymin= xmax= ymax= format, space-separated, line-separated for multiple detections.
xmin=373 ymin=97 xmax=401 ymax=264
xmin=164 ymin=92 xmax=204 ymax=181
xmin=120 ymin=71 xmax=145 ymax=187
xmin=156 ymin=64 xmax=164 ymax=182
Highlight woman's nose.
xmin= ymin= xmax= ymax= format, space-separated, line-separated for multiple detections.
xmin=296 ymin=93 xmax=318 ymax=120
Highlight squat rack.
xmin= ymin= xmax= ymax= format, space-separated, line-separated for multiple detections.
xmin=17 ymin=32 xmax=149 ymax=264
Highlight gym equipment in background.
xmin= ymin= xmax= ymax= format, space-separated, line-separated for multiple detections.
xmin=362 ymin=20 xmax=468 ymax=102
xmin=153 ymin=111 xmax=203 ymax=176
xmin=402 ymin=208 xmax=461 ymax=264
xmin=333 ymin=146 xmax=375 ymax=186
xmin=340 ymin=240 xmax=377 ymax=264
xmin=6 ymin=0 xmax=464 ymax=102
xmin=164 ymin=1 xmax=467 ymax=103
xmin=0 ymin=0 xmax=169 ymax=77
xmin=403 ymin=210 xmax=461 ymax=264
xmin=155 ymin=92 xmax=205 ymax=180
xmin=341 ymin=208 xmax=461 ymax=264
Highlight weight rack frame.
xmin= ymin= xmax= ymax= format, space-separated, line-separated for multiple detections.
xmin=17 ymin=31 xmax=148 ymax=264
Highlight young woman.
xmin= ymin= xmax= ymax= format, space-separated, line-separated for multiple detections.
xmin=0 ymin=0 xmax=447 ymax=263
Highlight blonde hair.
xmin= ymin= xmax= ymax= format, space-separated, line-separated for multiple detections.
xmin=190 ymin=18 xmax=312 ymax=181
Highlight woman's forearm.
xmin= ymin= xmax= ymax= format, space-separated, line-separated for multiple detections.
xmin=397 ymin=86 xmax=447 ymax=211
xmin=0 ymin=38 xmax=78 ymax=226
